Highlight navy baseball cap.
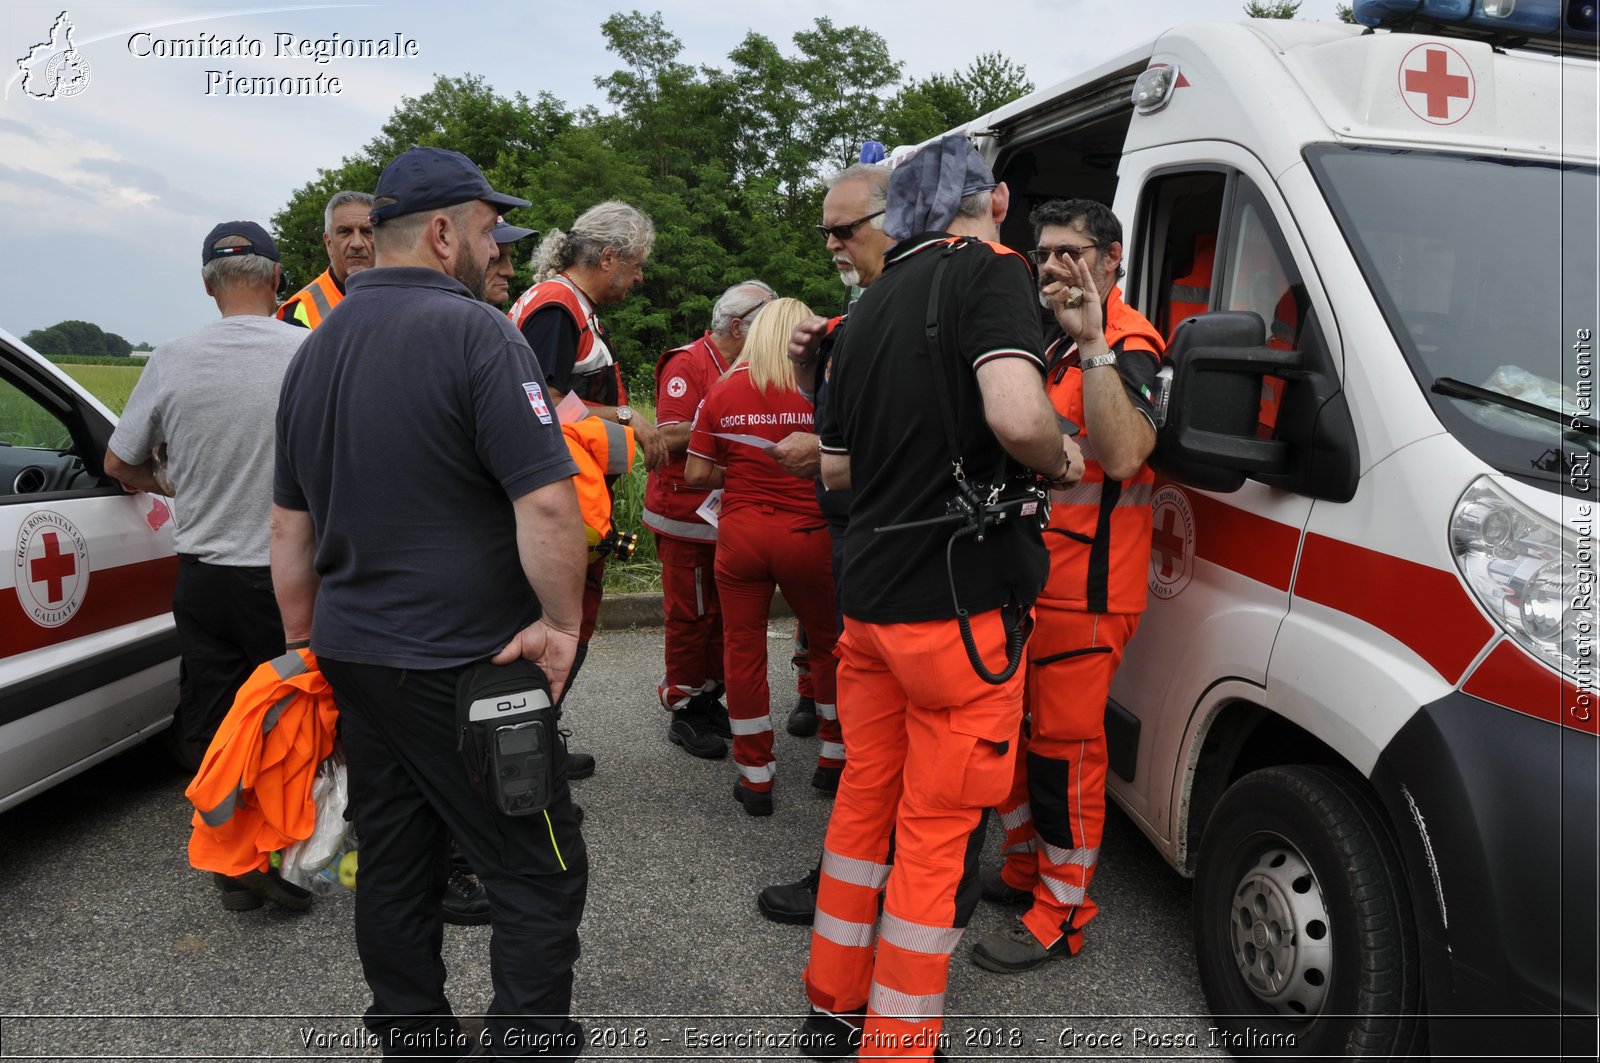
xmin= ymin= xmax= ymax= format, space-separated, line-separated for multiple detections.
xmin=370 ymin=147 xmax=531 ymax=224
xmin=493 ymin=217 xmax=538 ymax=244
xmin=201 ymin=221 xmax=280 ymax=264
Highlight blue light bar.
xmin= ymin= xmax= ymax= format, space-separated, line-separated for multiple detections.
xmin=1354 ymin=0 xmax=1600 ymax=40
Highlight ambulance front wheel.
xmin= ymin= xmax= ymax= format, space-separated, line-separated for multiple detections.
xmin=1193 ymin=765 xmax=1423 ymax=1058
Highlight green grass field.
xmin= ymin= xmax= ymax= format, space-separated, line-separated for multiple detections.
xmin=59 ymin=364 xmax=143 ymax=414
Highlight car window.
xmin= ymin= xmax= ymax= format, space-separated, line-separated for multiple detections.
xmin=0 ymin=374 xmax=90 ymax=498
xmin=1 ymin=377 xmax=72 ymax=450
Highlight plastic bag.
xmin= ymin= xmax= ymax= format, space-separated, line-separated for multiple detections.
xmin=279 ymin=749 xmax=349 ymax=888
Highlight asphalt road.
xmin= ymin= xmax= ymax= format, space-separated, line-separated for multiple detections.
xmin=0 ymin=626 xmax=1228 ymax=1062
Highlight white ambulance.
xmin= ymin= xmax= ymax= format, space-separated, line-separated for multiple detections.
xmin=951 ymin=2 xmax=1596 ymax=1056
xmin=0 ymin=327 xmax=179 ymax=812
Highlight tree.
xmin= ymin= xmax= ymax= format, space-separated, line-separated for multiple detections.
xmin=270 ymin=74 xmax=572 ymax=289
xmin=267 ymin=12 xmax=1037 ymax=387
xmin=883 ymin=53 xmax=1035 ymax=147
xmin=23 ymin=319 xmax=132 ymax=357
xmin=1244 ymin=1 xmax=1302 ymax=16
xmin=1336 ymin=3 xmax=1357 ymax=22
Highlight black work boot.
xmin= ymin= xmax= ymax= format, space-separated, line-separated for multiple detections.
xmin=786 ymin=695 xmax=819 ymax=737
xmin=668 ymin=701 xmax=727 ymax=759
xmin=441 ymin=869 xmax=490 ymax=926
xmin=757 ymin=863 xmax=819 ymax=925
xmin=692 ymin=691 xmax=733 ymax=739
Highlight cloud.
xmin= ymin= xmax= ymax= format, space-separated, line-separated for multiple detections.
xmin=0 ymin=120 xmax=164 ymax=212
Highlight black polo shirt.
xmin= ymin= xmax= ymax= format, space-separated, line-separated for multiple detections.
xmin=819 ymin=233 xmax=1049 ymax=624
xmin=274 ymin=267 xmax=578 ymax=668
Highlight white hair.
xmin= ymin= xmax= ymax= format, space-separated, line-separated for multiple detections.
xmin=710 ymin=279 xmax=776 ymax=335
xmin=531 ymin=201 xmax=654 ymax=282
xmin=201 ymin=239 xmax=277 ymax=291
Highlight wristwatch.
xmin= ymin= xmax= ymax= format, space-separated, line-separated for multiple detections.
xmin=615 ymin=404 xmax=634 ymax=426
xmin=1080 ymin=353 xmax=1118 ymax=371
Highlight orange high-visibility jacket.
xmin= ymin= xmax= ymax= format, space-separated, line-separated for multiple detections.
xmin=1167 ymin=233 xmax=1216 ymax=340
xmin=562 ymin=414 xmax=635 ymax=560
xmin=275 ymin=268 xmax=343 ymax=330
xmin=1042 ymin=286 xmax=1167 ymax=615
xmin=186 ymin=649 xmax=338 ymax=877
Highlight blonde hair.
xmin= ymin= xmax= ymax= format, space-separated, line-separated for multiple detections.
xmin=734 ymin=297 xmax=811 ymax=394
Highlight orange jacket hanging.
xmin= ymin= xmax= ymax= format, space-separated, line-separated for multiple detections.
xmin=186 ymin=649 xmax=338 ymax=877
xmin=562 ymin=413 xmax=636 ymax=561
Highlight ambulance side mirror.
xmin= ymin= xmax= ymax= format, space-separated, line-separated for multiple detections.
xmin=1152 ymin=311 xmax=1296 ymax=492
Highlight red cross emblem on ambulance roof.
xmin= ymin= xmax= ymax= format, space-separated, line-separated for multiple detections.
xmin=1398 ymin=43 xmax=1475 ymax=127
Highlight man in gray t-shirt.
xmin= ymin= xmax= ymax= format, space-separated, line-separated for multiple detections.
xmin=106 ymin=221 xmax=305 ymax=775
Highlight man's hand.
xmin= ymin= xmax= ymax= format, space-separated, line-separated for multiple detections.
xmin=788 ymin=315 xmax=830 ymax=366
xmin=494 ymin=619 xmax=581 ymax=702
xmin=1042 ymin=254 xmax=1106 ymax=346
xmin=768 ymin=431 xmax=821 ymax=479
xmin=631 ymin=416 xmax=669 ymax=470
xmin=1049 ymin=434 xmax=1087 ymax=489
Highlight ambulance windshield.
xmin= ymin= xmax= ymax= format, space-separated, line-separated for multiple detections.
xmin=1309 ymin=145 xmax=1597 ymax=488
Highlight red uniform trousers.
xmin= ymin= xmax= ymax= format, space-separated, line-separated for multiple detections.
xmin=655 ymin=533 xmax=723 ymax=709
xmin=994 ymin=607 xmax=1139 ymax=953
xmin=805 ymin=610 xmax=1024 ymax=1061
xmin=715 ymin=506 xmax=839 ymax=792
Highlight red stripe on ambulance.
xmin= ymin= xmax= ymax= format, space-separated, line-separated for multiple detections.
xmin=1294 ymin=533 xmax=1492 ymax=684
xmin=3 ymin=555 xmax=178 ymax=657
xmin=1461 ymin=640 xmax=1599 ymax=737
xmin=1186 ymin=491 xmax=1299 ymax=591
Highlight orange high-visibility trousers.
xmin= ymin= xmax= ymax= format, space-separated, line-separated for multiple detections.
xmin=805 ymin=610 xmax=1025 ymax=1060
xmin=993 ymin=607 xmax=1139 ymax=953
xmin=716 ymin=506 xmax=839 ymax=791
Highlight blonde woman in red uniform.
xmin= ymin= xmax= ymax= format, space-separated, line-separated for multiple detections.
xmin=685 ymin=297 xmax=839 ymax=817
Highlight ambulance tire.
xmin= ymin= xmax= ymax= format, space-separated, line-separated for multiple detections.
xmin=1193 ymin=765 xmax=1423 ymax=1059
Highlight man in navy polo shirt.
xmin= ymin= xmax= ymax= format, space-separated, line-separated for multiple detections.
xmin=272 ymin=147 xmax=588 ymax=1061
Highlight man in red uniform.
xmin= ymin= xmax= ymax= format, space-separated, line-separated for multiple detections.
xmin=970 ymin=198 xmax=1166 ymax=972
xmin=646 ymin=279 xmax=776 ymax=758
xmin=277 ymin=190 xmax=374 ymax=329
xmin=508 ymin=201 xmax=667 ymax=775
xmin=800 ymin=136 xmax=1083 ymax=1061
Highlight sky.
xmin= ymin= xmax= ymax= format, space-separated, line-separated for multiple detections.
xmin=0 ymin=0 xmax=1347 ymax=347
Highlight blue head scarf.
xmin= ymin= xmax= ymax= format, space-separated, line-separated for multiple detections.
xmin=884 ymin=134 xmax=997 ymax=240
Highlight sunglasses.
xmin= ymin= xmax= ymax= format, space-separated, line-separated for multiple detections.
xmin=1027 ymin=242 xmax=1100 ymax=266
xmin=816 ymin=210 xmax=885 ymax=242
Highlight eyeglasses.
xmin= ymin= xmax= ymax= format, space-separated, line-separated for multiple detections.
xmin=816 ymin=210 xmax=885 ymax=242
xmin=729 ymin=298 xmax=771 ymax=321
xmin=1027 ymin=242 xmax=1100 ymax=266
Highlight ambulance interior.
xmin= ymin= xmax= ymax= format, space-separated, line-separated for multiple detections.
xmin=0 ymin=370 xmax=96 ymax=495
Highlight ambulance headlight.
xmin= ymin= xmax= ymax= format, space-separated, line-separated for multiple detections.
xmin=1451 ymin=477 xmax=1589 ymax=685
xmin=1132 ymin=64 xmax=1179 ymax=115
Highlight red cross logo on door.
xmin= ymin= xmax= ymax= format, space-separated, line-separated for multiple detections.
xmin=1399 ymin=43 xmax=1475 ymax=126
xmin=30 ymin=531 xmax=76 ymax=603
xmin=1152 ymin=510 xmax=1186 ymax=581
xmin=14 ymin=510 xmax=91 ymax=628
xmin=1148 ymin=486 xmax=1195 ymax=600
